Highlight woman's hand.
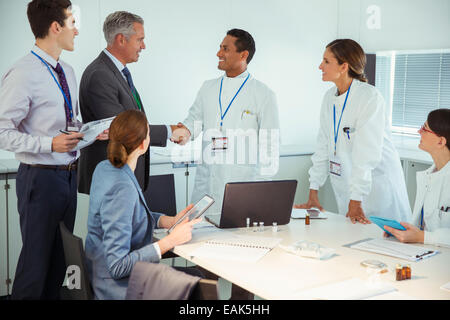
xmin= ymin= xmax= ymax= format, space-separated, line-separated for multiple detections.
xmin=346 ymin=200 xmax=370 ymax=224
xmin=159 ymin=204 xmax=194 ymax=229
xmin=96 ymin=129 xmax=109 ymax=141
xmin=157 ymin=216 xmax=201 ymax=255
xmin=384 ymin=222 xmax=424 ymax=244
xmin=294 ymin=189 xmax=324 ymax=212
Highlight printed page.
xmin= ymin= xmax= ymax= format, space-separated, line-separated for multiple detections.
xmin=72 ymin=116 xmax=115 ymax=151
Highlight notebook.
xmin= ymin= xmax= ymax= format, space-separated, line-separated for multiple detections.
xmin=189 ymin=235 xmax=282 ymax=262
xmin=346 ymin=238 xmax=439 ymax=262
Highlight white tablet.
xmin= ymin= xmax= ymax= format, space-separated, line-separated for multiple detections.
xmin=167 ymin=195 xmax=215 ymax=233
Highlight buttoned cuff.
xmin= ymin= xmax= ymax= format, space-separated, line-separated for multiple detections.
xmin=153 ymin=243 xmax=162 ymax=260
xmin=42 ymin=136 xmax=54 ymax=153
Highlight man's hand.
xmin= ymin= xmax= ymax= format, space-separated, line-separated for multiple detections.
xmin=346 ymin=200 xmax=371 ymax=224
xmin=96 ymin=129 xmax=109 ymax=141
xmin=52 ymin=132 xmax=84 ymax=153
xmin=170 ymin=123 xmax=191 ymax=145
xmin=294 ymin=189 xmax=324 ymax=212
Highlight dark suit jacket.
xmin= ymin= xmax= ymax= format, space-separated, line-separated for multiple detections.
xmin=78 ymin=51 xmax=168 ymax=194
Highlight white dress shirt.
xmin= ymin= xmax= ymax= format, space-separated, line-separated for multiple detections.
xmin=0 ymin=45 xmax=79 ymax=165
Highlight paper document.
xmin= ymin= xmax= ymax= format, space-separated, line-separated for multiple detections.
xmin=190 ymin=235 xmax=282 ymax=262
xmin=291 ymin=208 xmax=328 ymax=219
xmin=348 ymin=238 xmax=438 ymax=262
xmin=440 ymin=281 xmax=450 ymax=292
xmin=72 ymin=116 xmax=115 ymax=151
xmin=293 ymin=278 xmax=397 ymax=300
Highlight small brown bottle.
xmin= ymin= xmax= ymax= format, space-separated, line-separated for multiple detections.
xmin=406 ymin=265 xmax=411 ymax=280
xmin=401 ymin=266 xmax=407 ymax=280
xmin=305 ymin=213 xmax=310 ymax=225
xmin=396 ymin=264 xmax=402 ymax=281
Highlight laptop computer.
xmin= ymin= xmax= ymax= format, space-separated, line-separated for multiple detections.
xmin=205 ymin=180 xmax=298 ymax=228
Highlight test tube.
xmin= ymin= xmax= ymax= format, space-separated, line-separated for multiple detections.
xmin=272 ymin=222 xmax=278 ymax=233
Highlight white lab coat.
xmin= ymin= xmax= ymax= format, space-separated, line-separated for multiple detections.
xmin=309 ymin=79 xmax=411 ymax=221
xmin=411 ymin=162 xmax=450 ymax=247
xmin=183 ymin=71 xmax=280 ymax=212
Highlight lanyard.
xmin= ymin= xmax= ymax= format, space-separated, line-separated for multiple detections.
xmin=333 ymin=81 xmax=352 ymax=155
xmin=219 ymin=73 xmax=250 ymax=129
xmin=420 ymin=207 xmax=424 ymax=231
xmin=31 ymin=50 xmax=74 ymax=121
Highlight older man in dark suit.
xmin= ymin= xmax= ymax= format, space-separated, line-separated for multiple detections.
xmin=78 ymin=11 xmax=188 ymax=194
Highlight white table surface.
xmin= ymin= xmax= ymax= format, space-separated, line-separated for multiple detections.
xmin=162 ymin=213 xmax=450 ymax=300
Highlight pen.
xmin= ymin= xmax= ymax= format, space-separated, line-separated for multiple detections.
xmin=59 ymin=129 xmax=85 ymax=141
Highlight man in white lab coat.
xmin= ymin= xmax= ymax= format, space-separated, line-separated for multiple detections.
xmin=174 ymin=29 xmax=280 ymax=213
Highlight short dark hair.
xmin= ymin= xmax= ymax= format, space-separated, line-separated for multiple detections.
xmin=427 ymin=108 xmax=450 ymax=150
xmin=226 ymin=29 xmax=256 ymax=64
xmin=27 ymin=0 xmax=72 ymax=39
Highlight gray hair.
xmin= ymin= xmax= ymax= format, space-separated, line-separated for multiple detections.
xmin=103 ymin=11 xmax=144 ymax=46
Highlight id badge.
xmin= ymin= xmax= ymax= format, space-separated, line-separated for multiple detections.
xmin=211 ymin=136 xmax=228 ymax=152
xmin=67 ymin=120 xmax=81 ymax=132
xmin=329 ymin=156 xmax=342 ymax=176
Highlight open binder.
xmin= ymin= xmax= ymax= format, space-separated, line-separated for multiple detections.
xmin=345 ymin=238 xmax=439 ymax=262
xmin=190 ymin=235 xmax=282 ymax=262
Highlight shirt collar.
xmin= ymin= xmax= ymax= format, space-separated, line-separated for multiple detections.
xmin=32 ymin=45 xmax=58 ymax=68
xmin=224 ymin=69 xmax=249 ymax=80
xmin=103 ymin=48 xmax=126 ymax=72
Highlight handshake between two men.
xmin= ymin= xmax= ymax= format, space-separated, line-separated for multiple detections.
xmin=169 ymin=123 xmax=191 ymax=146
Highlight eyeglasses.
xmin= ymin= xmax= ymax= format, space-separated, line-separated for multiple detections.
xmin=418 ymin=123 xmax=440 ymax=136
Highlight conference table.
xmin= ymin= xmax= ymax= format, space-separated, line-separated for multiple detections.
xmin=157 ymin=212 xmax=450 ymax=300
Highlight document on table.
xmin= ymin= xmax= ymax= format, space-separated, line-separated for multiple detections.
xmin=72 ymin=116 xmax=115 ymax=151
xmin=189 ymin=235 xmax=282 ymax=262
xmin=440 ymin=281 xmax=450 ymax=292
xmin=347 ymin=238 xmax=439 ymax=262
xmin=292 ymin=278 xmax=397 ymax=300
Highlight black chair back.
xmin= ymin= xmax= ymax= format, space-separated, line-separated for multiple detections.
xmin=144 ymin=174 xmax=177 ymax=216
xmin=59 ymin=222 xmax=94 ymax=300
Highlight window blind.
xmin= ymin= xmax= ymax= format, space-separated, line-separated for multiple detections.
xmin=391 ymin=52 xmax=450 ymax=128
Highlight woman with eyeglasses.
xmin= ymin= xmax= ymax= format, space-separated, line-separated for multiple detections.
xmin=384 ymin=109 xmax=450 ymax=247
xmin=295 ymin=39 xmax=411 ymax=224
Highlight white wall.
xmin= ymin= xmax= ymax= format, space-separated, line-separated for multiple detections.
xmin=0 ymin=0 xmax=449 ymax=160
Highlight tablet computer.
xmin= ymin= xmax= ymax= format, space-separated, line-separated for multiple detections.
xmin=167 ymin=195 xmax=215 ymax=233
xmin=369 ymin=216 xmax=406 ymax=236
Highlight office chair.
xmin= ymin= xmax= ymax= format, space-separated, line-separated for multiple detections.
xmin=125 ymin=262 xmax=219 ymax=300
xmin=144 ymin=173 xmax=177 ymax=216
xmin=59 ymin=222 xmax=94 ymax=300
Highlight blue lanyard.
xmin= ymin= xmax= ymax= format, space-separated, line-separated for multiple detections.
xmin=31 ymin=50 xmax=74 ymax=121
xmin=219 ymin=73 xmax=250 ymax=128
xmin=420 ymin=207 xmax=424 ymax=231
xmin=333 ymin=81 xmax=352 ymax=155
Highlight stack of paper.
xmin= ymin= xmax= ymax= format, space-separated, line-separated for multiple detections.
xmin=292 ymin=278 xmax=397 ymax=300
xmin=349 ymin=238 xmax=438 ymax=261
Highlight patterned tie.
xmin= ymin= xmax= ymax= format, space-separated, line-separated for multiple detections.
xmin=52 ymin=63 xmax=72 ymax=125
xmin=122 ymin=67 xmax=142 ymax=110
xmin=53 ymin=63 xmax=77 ymax=158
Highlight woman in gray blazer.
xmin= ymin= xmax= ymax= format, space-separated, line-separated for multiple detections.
xmin=85 ymin=110 xmax=201 ymax=300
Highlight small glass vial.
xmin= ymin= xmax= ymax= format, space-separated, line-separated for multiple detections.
xmin=253 ymin=222 xmax=258 ymax=232
xmin=246 ymin=218 xmax=250 ymax=230
xmin=272 ymin=222 xmax=278 ymax=233
xmin=395 ymin=264 xmax=402 ymax=281
xmin=406 ymin=265 xmax=411 ymax=280
xmin=259 ymin=222 xmax=264 ymax=232
xmin=401 ymin=266 xmax=407 ymax=280
xmin=305 ymin=213 xmax=310 ymax=225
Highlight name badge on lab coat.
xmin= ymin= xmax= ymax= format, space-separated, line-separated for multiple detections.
xmin=330 ymin=155 xmax=342 ymax=176
xmin=212 ymin=136 xmax=228 ymax=153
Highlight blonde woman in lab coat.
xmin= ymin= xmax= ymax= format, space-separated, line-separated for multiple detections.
xmin=295 ymin=39 xmax=411 ymax=224
xmin=384 ymin=109 xmax=450 ymax=247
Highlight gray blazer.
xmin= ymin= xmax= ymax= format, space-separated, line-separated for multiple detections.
xmin=85 ymin=160 xmax=163 ymax=300
xmin=78 ymin=51 xmax=168 ymax=194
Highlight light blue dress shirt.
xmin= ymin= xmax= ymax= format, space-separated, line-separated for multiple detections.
xmin=0 ymin=45 xmax=80 ymax=165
